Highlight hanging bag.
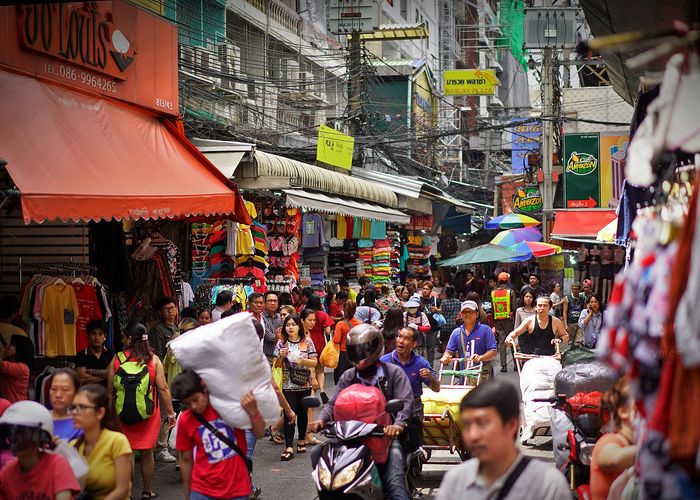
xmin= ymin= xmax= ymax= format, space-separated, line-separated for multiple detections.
xmin=319 ymin=340 xmax=340 ymax=369
xmin=431 ymin=297 xmax=447 ymax=327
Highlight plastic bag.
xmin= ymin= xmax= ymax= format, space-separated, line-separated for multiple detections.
xmin=53 ymin=441 xmax=89 ymax=489
xmin=554 ymin=362 xmax=618 ymax=397
xmin=169 ymin=312 xmax=280 ymax=428
xmin=561 ymin=345 xmax=597 ymax=367
xmin=319 ymin=341 xmax=339 ymax=369
xmin=272 ymin=365 xmax=284 ymax=388
xmin=548 ymin=406 xmax=575 ymax=469
xmin=520 ymin=357 xmax=561 ymax=442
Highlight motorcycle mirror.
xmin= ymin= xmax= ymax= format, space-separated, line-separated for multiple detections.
xmin=302 ymin=396 xmax=321 ymax=408
xmin=385 ymin=399 xmax=403 ymax=414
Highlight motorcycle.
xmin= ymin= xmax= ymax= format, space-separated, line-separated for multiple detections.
xmin=534 ymin=392 xmax=604 ymax=500
xmin=304 ymin=396 xmax=405 ymax=499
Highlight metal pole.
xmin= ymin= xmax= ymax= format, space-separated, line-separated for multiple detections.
xmin=542 ymin=46 xmax=554 ymax=242
xmin=348 ymin=31 xmax=362 ymax=137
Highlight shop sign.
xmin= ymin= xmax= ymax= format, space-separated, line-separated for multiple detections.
xmin=539 ymin=254 xmax=565 ymax=271
xmin=0 ymin=2 xmax=179 ymax=115
xmin=563 ymin=133 xmax=600 ymax=209
xmin=512 ymin=185 xmax=543 ymax=214
xmin=443 ymin=69 xmax=500 ymax=96
xmin=511 ymin=119 xmax=541 ymax=174
xmin=316 ymin=124 xmax=354 ymax=170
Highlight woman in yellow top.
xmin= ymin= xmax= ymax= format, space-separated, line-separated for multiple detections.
xmin=163 ymin=317 xmax=200 ymax=388
xmin=71 ymin=383 xmax=132 ymax=500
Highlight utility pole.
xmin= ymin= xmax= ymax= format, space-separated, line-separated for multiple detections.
xmin=348 ymin=31 xmax=362 ymax=137
xmin=541 ymin=0 xmax=555 ymax=242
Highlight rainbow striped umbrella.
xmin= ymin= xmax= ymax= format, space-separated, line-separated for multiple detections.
xmin=505 ymin=241 xmax=562 ymax=261
xmin=490 ymin=227 xmax=543 ymax=246
xmin=485 ymin=213 xmax=540 ymax=229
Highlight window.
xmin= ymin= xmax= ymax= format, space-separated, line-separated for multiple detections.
xmin=400 ymin=0 xmax=407 ymax=19
xmin=415 ymin=8 xmax=419 ymax=22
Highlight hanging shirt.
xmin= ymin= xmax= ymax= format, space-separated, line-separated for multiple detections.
xmin=71 ymin=283 xmax=103 ymax=352
xmin=352 ymin=217 xmax=363 ymax=239
xmin=301 ymin=213 xmax=325 ymax=248
xmin=336 ymin=215 xmax=348 ymax=239
xmin=369 ymin=220 xmax=387 ymax=240
xmin=41 ymin=284 xmax=80 ymax=357
xmin=361 ymin=219 xmax=371 ymax=239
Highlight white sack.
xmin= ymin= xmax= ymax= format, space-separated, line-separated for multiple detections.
xmin=520 ymin=357 xmax=561 ymax=442
xmin=169 ymin=312 xmax=280 ymax=428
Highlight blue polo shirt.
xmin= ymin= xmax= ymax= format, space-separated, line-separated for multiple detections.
xmin=380 ymin=350 xmax=435 ymax=398
xmin=446 ymin=322 xmax=497 ymax=359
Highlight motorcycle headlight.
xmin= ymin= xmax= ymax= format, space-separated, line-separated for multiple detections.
xmin=318 ymin=459 xmax=332 ymax=489
xmin=579 ymin=443 xmax=594 ymax=466
xmin=332 ymin=459 xmax=363 ymax=489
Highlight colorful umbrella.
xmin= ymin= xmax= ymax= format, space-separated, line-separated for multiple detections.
xmin=505 ymin=241 xmax=562 ymax=261
xmin=596 ymin=218 xmax=618 ymax=243
xmin=438 ymin=244 xmax=529 ymax=267
xmin=490 ymin=227 xmax=543 ymax=246
xmin=484 ymin=213 xmax=540 ymax=230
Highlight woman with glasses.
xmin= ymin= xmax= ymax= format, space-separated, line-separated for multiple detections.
xmin=107 ymin=323 xmax=175 ymax=500
xmin=71 ymin=384 xmax=132 ymax=500
xmin=48 ymin=368 xmax=82 ymax=441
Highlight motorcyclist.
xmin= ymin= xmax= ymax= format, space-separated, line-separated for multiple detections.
xmin=308 ymin=324 xmax=414 ymax=500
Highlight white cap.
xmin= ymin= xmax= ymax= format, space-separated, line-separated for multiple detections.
xmin=460 ymin=300 xmax=479 ymax=312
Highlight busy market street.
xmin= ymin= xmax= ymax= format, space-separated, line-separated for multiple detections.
xmin=1 ymin=0 xmax=700 ymax=499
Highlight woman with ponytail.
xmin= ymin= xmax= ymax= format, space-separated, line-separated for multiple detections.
xmin=107 ymin=323 xmax=175 ymax=499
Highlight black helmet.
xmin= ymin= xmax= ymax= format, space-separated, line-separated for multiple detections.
xmin=346 ymin=324 xmax=384 ymax=370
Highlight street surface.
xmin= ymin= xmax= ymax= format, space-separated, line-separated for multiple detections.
xmin=132 ymin=353 xmax=557 ymax=499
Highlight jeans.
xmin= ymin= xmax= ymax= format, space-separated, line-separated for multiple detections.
xmin=310 ymin=440 xmax=410 ymax=500
xmin=190 ymin=491 xmax=249 ymax=500
xmin=494 ymin=318 xmax=514 ymax=369
xmin=245 ymin=429 xmax=257 ymax=490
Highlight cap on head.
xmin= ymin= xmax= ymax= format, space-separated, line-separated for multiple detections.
xmin=460 ymin=300 xmax=479 ymax=312
xmin=402 ymin=296 xmax=422 ymax=309
xmin=498 ymin=272 xmax=510 ymax=282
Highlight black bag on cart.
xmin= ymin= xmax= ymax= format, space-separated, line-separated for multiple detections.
xmin=561 ymin=345 xmax=597 ymax=367
xmin=554 ymin=362 xmax=618 ymax=397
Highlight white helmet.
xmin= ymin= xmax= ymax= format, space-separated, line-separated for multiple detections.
xmin=0 ymin=400 xmax=54 ymax=437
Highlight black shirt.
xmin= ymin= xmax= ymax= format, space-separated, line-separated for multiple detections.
xmin=74 ymin=348 xmax=115 ymax=371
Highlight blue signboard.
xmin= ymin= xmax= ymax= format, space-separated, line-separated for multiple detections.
xmin=510 ymin=120 xmax=541 ymax=174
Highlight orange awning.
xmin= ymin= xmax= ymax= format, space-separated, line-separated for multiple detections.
xmin=551 ymin=209 xmax=617 ymax=241
xmin=0 ymin=69 xmax=251 ymax=224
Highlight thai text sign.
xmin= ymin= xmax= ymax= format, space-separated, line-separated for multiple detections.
xmin=511 ymin=120 xmax=541 ymax=174
xmin=317 ymin=124 xmax=354 ymax=170
xmin=443 ymin=69 xmax=500 ymax=95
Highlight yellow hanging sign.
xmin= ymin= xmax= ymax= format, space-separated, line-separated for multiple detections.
xmin=443 ymin=69 xmax=500 ymax=96
xmin=316 ymin=124 xmax=355 ymax=170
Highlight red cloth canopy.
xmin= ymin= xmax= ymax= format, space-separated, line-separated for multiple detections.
xmin=0 ymin=69 xmax=250 ymax=225
xmin=551 ymin=209 xmax=617 ymax=239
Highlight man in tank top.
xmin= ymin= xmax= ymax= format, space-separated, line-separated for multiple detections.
xmin=504 ymin=296 xmax=569 ymax=355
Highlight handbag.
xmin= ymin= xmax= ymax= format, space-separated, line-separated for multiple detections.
xmin=319 ymin=340 xmax=340 ymax=369
xmin=192 ymin=412 xmax=252 ymax=472
xmin=288 ymin=365 xmax=311 ymax=386
xmin=272 ymin=364 xmax=284 ymax=387
xmin=431 ymin=297 xmax=447 ymax=327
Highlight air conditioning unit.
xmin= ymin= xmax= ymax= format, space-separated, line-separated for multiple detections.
xmin=198 ymin=50 xmax=221 ymax=85
xmin=217 ymin=43 xmax=240 ymax=73
xmin=179 ymin=45 xmax=195 ymax=68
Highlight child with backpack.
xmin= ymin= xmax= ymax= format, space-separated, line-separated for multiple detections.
xmin=107 ymin=323 xmax=175 ymax=500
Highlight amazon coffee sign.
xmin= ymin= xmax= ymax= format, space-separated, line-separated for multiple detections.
xmin=0 ymin=2 xmax=178 ymax=115
xmin=563 ymin=133 xmax=600 ymax=209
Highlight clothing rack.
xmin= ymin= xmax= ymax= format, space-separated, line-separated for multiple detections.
xmin=18 ymin=257 xmax=97 ymax=290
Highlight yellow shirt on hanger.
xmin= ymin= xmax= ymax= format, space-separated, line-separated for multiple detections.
xmin=361 ymin=219 xmax=371 ymax=239
xmin=40 ymin=284 xmax=80 ymax=357
xmin=236 ymin=201 xmax=258 ymax=256
xmin=336 ymin=215 xmax=348 ymax=239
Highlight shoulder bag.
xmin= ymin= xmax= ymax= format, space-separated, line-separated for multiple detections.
xmin=193 ymin=412 xmax=253 ymax=472
xmin=495 ymin=456 xmax=531 ymax=500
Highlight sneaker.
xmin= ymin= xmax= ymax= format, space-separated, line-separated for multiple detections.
xmin=155 ymin=449 xmax=177 ymax=463
xmin=252 ymin=487 xmax=262 ymax=499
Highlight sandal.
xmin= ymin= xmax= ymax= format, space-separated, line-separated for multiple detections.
xmin=281 ymin=450 xmax=294 ymax=461
xmin=297 ymin=443 xmax=307 ymax=454
xmin=306 ymin=434 xmax=322 ymax=445
xmin=269 ymin=432 xmax=284 ymax=445
xmin=142 ymin=491 xmax=158 ymax=499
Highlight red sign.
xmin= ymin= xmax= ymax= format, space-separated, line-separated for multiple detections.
xmin=0 ymin=1 xmax=178 ymax=115
xmin=567 ymin=196 xmax=597 ymax=209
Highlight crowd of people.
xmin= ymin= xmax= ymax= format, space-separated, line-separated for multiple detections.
xmin=0 ymin=266 xmax=619 ymax=500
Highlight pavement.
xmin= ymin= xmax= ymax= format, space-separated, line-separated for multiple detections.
xmin=132 ymin=351 xmax=557 ymax=500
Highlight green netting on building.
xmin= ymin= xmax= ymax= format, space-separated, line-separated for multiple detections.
xmin=499 ymin=0 xmax=528 ymax=70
